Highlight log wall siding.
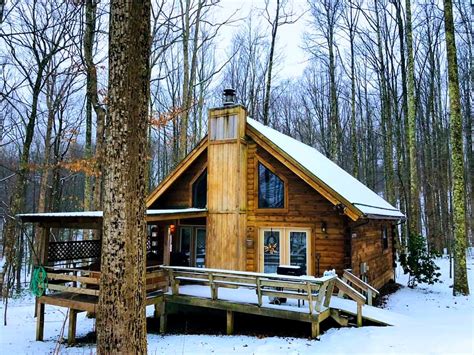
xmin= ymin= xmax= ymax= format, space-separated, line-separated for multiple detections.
xmin=150 ymin=151 xmax=207 ymax=209
xmin=245 ymin=142 xmax=348 ymax=276
xmin=350 ymin=220 xmax=395 ymax=289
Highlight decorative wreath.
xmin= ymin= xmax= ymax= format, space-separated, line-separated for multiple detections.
xmin=264 ymin=243 xmax=278 ymax=254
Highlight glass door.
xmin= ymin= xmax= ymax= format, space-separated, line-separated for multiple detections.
xmin=195 ymin=228 xmax=206 ymax=268
xmin=260 ymin=228 xmax=310 ymax=274
xmin=179 ymin=227 xmax=192 ymax=266
xmin=289 ymin=231 xmax=308 ymax=273
xmin=262 ymin=230 xmax=281 ymax=273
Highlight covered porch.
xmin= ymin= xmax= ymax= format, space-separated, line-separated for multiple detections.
xmin=17 ymin=208 xmax=207 ymax=344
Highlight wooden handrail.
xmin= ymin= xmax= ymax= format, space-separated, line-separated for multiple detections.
xmin=160 ymin=265 xmax=334 ymax=284
xmin=42 ymin=266 xmax=168 ymax=296
xmin=335 ymin=278 xmax=366 ymax=305
xmin=334 ymin=277 xmax=366 ymax=327
xmin=342 ymin=269 xmax=379 ymax=305
xmin=162 ymin=265 xmax=336 ymax=315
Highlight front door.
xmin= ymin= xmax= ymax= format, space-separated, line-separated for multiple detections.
xmin=179 ymin=226 xmax=206 ymax=267
xmin=260 ymin=228 xmax=311 ymax=274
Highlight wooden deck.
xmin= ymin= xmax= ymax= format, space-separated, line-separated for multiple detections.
xmin=35 ymin=265 xmax=388 ymax=344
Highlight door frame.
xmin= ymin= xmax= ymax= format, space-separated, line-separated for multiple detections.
xmin=258 ymin=227 xmax=312 ymax=275
xmin=178 ymin=225 xmax=207 ymax=267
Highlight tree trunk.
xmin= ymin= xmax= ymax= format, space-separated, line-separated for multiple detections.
xmin=263 ymin=0 xmax=281 ymax=126
xmin=442 ymin=0 xmax=469 ymax=296
xmin=84 ymin=0 xmax=107 ymax=211
xmin=96 ymin=1 xmax=151 ymax=353
xmin=405 ymin=0 xmax=420 ymax=236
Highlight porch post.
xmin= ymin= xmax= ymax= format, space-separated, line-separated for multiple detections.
xmin=68 ymin=309 xmax=77 ymax=345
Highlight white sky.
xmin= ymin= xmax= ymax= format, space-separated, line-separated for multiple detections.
xmin=214 ymin=0 xmax=311 ymax=80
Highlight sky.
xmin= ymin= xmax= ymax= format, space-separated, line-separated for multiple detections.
xmin=214 ymin=0 xmax=311 ymax=80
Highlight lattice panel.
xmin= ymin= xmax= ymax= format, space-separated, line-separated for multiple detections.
xmin=48 ymin=240 xmax=101 ymax=262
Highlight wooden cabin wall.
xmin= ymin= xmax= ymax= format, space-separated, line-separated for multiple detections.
xmin=245 ymin=142 xmax=347 ymax=276
xmin=350 ymin=220 xmax=395 ymax=289
xmin=150 ymin=151 xmax=207 ymax=209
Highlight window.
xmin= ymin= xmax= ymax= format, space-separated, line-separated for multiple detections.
xmin=209 ymin=115 xmax=238 ymax=140
xmin=381 ymin=226 xmax=388 ymax=250
xmin=192 ymin=169 xmax=207 ymax=208
xmin=258 ymin=162 xmax=284 ymax=209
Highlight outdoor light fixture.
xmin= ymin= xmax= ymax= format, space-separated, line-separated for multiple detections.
xmin=223 ymin=88 xmax=236 ymax=106
xmin=321 ymin=221 xmax=327 ymax=233
xmin=169 ymin=224 xmax=176 ymax=234
xmin=246 ymin=238 xmax=254 ymax=248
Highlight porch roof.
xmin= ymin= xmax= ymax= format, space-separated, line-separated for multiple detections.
xmin=17 ymin=208 xmax=207 ymax=228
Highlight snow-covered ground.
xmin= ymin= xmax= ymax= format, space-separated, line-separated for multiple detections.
xmin=1 ymin=257 xmax=473 ymax=354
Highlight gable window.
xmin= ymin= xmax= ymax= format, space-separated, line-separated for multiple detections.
xmin=192 ymin=169 xmax=207 ymax=208
xmin=258 ymin=162 xmax=284 ymax=209
xmin=381 ymin=226 xmax=388 ymax=250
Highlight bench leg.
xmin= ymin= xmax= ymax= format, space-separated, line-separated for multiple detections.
xmin=226 ymin=310 xmax=234 ymax=335
xmin=68 ymin=309 xmax=77 ymax=345
xmin=36 ymin=302 xmax=45 ymax=341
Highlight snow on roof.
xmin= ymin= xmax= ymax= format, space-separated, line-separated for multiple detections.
xmin=247 ymin=117 xmax=404 ymax=219
xmin=146 ymin=208 xmax=207 ymax=215
xmin=17 ymin=211 xmax=103 ymax=218
xmin=17 ymin=208 xmax=207 ymax=219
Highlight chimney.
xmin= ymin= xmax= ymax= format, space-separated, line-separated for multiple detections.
xmin=206 ymin=89 xmax=248 ymax=270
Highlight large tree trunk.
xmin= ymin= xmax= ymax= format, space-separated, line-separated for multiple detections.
xmin=405 ymin=0 xmax=420 ymax=236
xmin=442 ymin=0 xmax=469 ymax=296
xmin=96 ymin=1 xmax=151 ymax=353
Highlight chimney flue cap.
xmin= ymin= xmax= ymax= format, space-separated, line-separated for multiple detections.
xmin=223 ymin=88 xmax=236 ymax=106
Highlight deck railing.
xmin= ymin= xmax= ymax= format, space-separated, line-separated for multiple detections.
xmin=161 ymin=265 xmax=337 ymax=315
xmin=41 ymin=265 xmax=168 ymax=297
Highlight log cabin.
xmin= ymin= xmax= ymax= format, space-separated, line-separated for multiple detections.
xmin=144 ymin=90 xmax=405 ymax=290
xmin=18 ymin=90 xmax=405 ymax=342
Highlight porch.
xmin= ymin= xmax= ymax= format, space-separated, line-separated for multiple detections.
xmin=32 ymin=264 xmax=387 ymax=344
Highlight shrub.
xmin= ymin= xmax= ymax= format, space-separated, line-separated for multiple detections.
xmin=399 ymin=234 xmax=441 ymax=288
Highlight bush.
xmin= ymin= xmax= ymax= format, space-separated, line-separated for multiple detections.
xmin=399 ymin=234 xmax=441 ymax=288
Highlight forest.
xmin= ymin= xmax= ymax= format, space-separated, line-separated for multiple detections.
xmin=0 ymin=0 xmax=472 ymax=297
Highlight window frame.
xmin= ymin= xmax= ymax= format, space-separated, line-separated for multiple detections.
xmin=255 ymin=157 xmax=288 ymax=213
xmin=189 ymin=165 xmax=208 ymax=208
xmin=381 ymin=225 xmax=389 ymax=250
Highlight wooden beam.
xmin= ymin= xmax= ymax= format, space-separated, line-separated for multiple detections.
xmin=47 ymin=284 xmax=99 ymax=296
xmin=357 ymin=303 xmax=363 ymax=327
xmin=68 ymin=309 xmax=77 ymax=345
xmin=165 ymin=294 xmax=315 ymax=323
xmin=226 ymin=310 xmax=234 ymax=335
xmin=39 ymin=295 xmax=97 ymax=313
xmin=146 ymin=211 xmax=207 ymax=222
xmin=160 ymin=314 xmax=167 ymax=334
xmin=324 ymin=280 xmax=336 ymax=308
xmin=330 ymin=309 xmax=349 ymax=327
xmin=35 ymin=302 xmax=45 ymax=341
xmin=311 ymin=318 xmax=320 ymax=339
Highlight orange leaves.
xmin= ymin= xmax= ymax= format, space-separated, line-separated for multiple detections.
xmin=59 ymin=157 xmax=100 ymax=177
xmin=148 ymin=106 xmax=183 ymax=128
xmin=27 ymin=156 xmax=101 ymax=177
